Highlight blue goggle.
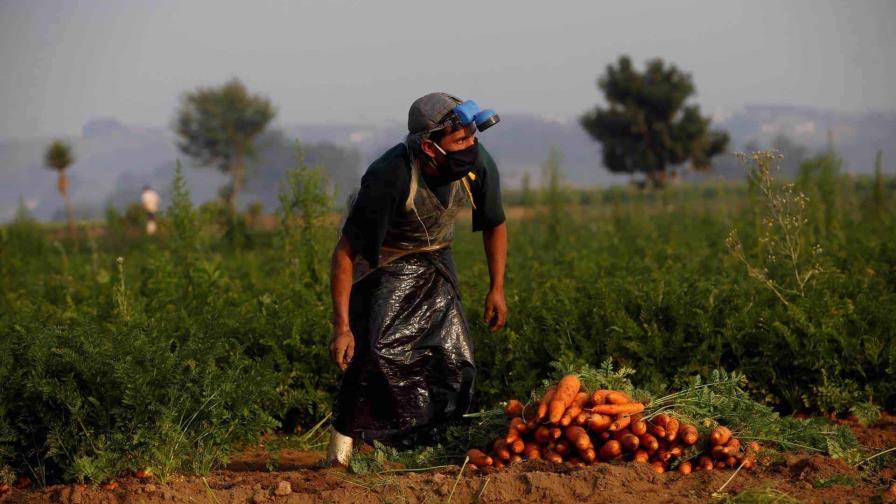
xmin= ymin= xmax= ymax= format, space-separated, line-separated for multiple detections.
xmin=428 ymin=100 xmax=501 ymax=136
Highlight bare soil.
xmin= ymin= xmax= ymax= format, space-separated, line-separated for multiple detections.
xmin=3 ymin=418 xmax=894 ymax=504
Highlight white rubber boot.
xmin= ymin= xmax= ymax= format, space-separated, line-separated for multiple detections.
xmin=326 ymin=427 xmax=353 ymax=467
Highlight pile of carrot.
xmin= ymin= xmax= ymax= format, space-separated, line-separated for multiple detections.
xmin=466 ymin=375 xmax=759 ymax=475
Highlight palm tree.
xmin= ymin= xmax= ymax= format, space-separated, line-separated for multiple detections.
xmin=44 ymin=140 xmax=75 ymax=234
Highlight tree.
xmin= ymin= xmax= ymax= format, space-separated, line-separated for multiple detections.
xmin=44 ymin=139 xmax=75 ymax=234
xmin=174 ymin=78 xmax=275 ymax=212
xmin=580 ymin=56 xmax=729 ymax=187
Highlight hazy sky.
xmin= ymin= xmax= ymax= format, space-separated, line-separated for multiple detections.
xmin=1 ymin=0 xmax=894 ymax=139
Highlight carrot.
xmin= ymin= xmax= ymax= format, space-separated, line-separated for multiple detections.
xmin=741 ymin=456 xmax=755 ymax=469
xmin=581 ymin=447 xmax=597 ymax=463
xmin=714 ymin=460 xmax=726 ymax=470
xmin=574 ymin=411 xmax=590 ymax=426
xmin=590 ymin=389 xmax=611 ymax=405
xmin=510 ymin=438 xmax=525 ymax=454
xmin=710 ymin=426 xmax=732 ymax=446
xmin=665 ymin=418 xmax=680 ymax=442
xmin=506 ymin=417 xmax=527 ymax=443
xmin=726 ymin=456 xmax=737 ymax=467
xmin=523 ymin=442 xmax=541 ymax=460
xmin=677 ymin=461 xmax=692 ymax=475
xmin=543 ymin=447 xmax=563 ymax=464
xmin=620 ymin=433 xmax=640 ymax=452
xmin=101 ymin=481 xmax=117 ymax=491
xmin=534 ymin=425 xmax=551 ymax=443
xmin=650 ymin=461 xmax=666 ymax=474
xmin=648 ymin=423 xmax=666 ymax=438
xmin=723 ymin=438 xmax=741 ymax=456
xmin=698 ymin=455 xmax=714 ymax=471
xmin=746 ymin=441 xmax=761 ymax=455
xmin=494 ymin=459 xmax=505 ymax=469
xmin=591 ymin=403 xmax=645 ymax=416
xmin=633 ymin=450 xmax=650 ymax=463
xmin=504 ymin=399 xmax=524 ymax=418
xmin=554 ymin=439 xmax=571 ymax=456
xmin=511 ymin=454 xmax=523 ymax=464
xmin=631 ymin=417 xmax=648 ymax=436
xmin=493 ymin=439 xmax=511 ymax=461
xmin=669 ymin=446 xmax=683 ymax=457
xmin=605 ymin=391 xmax=631 ymax=405
xmin=680 ymin=425 xmax=699 ymax=446
xmin=587 ymin=414 xmax=613 ymax=432
xmin=549 ymin=375 xmax=582 ymax=423
xmin=466 ymin=449 xmax=493 ymax=467
xmin=599 ymin=440 xmax=622 ymax=460
xmin=135 ymin=468 xmax=153 ymax=479
xmin=550 ymin=427 xmax=562 ymax=440
xmin=711 ymin=445 xmax=727 ymax=460
xmin=608 ymin=415 xmax=632 ymax=432
xmin=652 ymin=414 xmax=670 ymax=427
xmin=560 ymin=392 xmax=590 ymax=426
xmin=656 ymin=449 xmax=672 ymax=462
xmin=564 ymin=426 xmax=592 ymax=451
xmin=639 ymin=434 xmax=659 ymax=453
xmin=536 ymin=385 xmax=558 ymax=421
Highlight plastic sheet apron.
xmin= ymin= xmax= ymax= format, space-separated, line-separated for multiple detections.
xmin=333 ymin=149 xmax=476 ymax=445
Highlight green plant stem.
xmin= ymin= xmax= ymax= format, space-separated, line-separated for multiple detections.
xmin=446 ymin=456 xmax=469 ymax=504
xmin=856 ymin=446 xmax=896 ymax=467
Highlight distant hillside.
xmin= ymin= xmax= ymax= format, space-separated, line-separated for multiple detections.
xmin=2 ymin=106 xmax=894 ymax=222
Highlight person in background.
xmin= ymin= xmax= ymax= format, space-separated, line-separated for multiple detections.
xmin=326 ymin=92 xmax=508 ymax=465
xmin=141 ymin=185 xmax=160 ymax=235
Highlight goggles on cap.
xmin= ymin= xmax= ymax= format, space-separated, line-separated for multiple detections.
xmin=424 ymin=99 xmax=501 ymax=137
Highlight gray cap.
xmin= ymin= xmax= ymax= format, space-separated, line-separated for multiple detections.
xmin=407 ymin=92 xmax=463 ymax=135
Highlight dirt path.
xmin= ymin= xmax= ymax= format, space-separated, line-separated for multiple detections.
xmin=3 ymin=418 xmax=895 ymax=504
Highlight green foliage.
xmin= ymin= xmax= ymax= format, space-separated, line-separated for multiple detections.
xmin=580 ymin=55 xmax=729 ymax=186
xmin=175 ymin=78 xmax=276 ymax=210
xmin=44 ymin=140 xmax=75 ymax=172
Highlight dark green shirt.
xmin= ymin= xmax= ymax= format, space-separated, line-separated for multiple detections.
xmin=343 ymin=142 xmax=505 ymax=268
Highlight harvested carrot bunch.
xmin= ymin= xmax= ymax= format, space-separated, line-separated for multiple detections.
xmin=468 ymin=374 xmax=760 ymax=475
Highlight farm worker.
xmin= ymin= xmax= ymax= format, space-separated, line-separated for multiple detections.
xmin=326 ymin=92 xmax=508 ymax=465
xmin=140 ymin=185 xmax=160 ymax=235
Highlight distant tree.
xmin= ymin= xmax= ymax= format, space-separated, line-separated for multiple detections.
xmin=43 ymin=139 xmax=75 ymax=233
xmin=580 ymin=56 xmax=729 ymax=187
xmin=174 ymin=78 xmax=276 ymax=212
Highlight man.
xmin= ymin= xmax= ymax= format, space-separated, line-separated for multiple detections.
xmin=326 ymin=92 xmax=508 ymax=465
xmin=140 ymin=185 xmax=160 ymax=235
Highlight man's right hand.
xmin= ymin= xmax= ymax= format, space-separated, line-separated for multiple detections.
xmin=329 ymin=326 xmax=355 ymax=372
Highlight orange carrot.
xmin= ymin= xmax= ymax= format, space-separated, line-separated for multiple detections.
xmin=677 ymin=461 xmax=692 ymax=475
xmin=523 ymin=442 xmax=541 ymax=460
xmin=511 ymin=454 xmax=523 ymax=464
xmin=549 ymin=375 xmax=582 ymax=423
xmin=633 ymin=449 xmax=650 ymax=463
xmin=534 ymin=425 xmax=551 ymax=443
xmin=554 ymin=439 xmax=571 ymax=456
xmin=560 ymin=392 xmax=590 ymax=426
xmin=550 ymin=427 xmax=562 ymax=440
xmin=591 ymin=403 xmax=644 ymax=416
xmin=543 ymin=447 xmax=563 ymax=464
xmin=726 ymin=456 xmax=737 ymax=467
xmin=506 ymin=417 xmax=527 ymax=443
xmin=605 ymin=391 xmax=631 ymax=405
xmin=653 ymin=414 xmax=670 ymax=427
xmin=710 ymin=426 xmax=732 ymax=446
xmin=620 ymin=433 xmax=640 ymax=452
xmin=714 ymin=460 xmax=726 ymax=470
xmin=650 ymin=461 xmax=666 ymax=473
xmin=510 ymin=438 xmax=525 ymax=454
xmin=723 ymin=438 xmax=741 ymax=456
xmin=493 ymin=459 xmax=505 ymax=469
xmin=536 ymin=385 xmax=558 ymax=421
xmin=631 ymin=417 xmax=648 ymax=436
xmin=466 ymin=449 xmax=493 ymax=466
xmin=493 ymin=439 xmax=511 ymax=461
xmin=680 ymin=425 xmax=699 ymax=446
xmin=656 ymin=449 xmax=672 ymax=462
xmin=581 ymin=447 xmax=597 ymax=463
xmin=609 ymin=415 xmax=632 ymax=432
xmin=590 ymin=389 xmax=611 ymax=405
xmin=669 ymin=446 xmax=683 ymax=457
xmin=639 ymin=434 xmax=659 ymax=453
xmin=564 ymin=426 xmax=592 ymax=451
xmin=599 ymin=439 xmax=622 ymax=460
xmin=587 ymin=414 xmax=613 ymax=432
xmin=648 ymin=423 xmax=666 ymax=438
xmin=504 ymin=399 xmax=524 ymax=418
xmin=574 ymin=411 xmax=590 ymax=426
xmin=711 ymin=445 xmax=727 ymax=460
xmin=665 ymin=418 xmax=680 ymax=442
xmin=698 ymin=455 xmax=714 ymax=471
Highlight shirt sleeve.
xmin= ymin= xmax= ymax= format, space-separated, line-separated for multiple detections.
xmin=341 ymin=149 xmax=409 ymax=268
xmin=471 ymin=143 xmax=506 ymax=232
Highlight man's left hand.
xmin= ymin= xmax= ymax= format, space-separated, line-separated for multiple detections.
xmin=483 ymin=288 xmax=507 ymax=332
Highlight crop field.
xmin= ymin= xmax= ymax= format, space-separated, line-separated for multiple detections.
xmin=1 ymin=151 xmax=895 ymax=502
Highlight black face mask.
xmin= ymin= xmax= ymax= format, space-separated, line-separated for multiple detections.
xmin=432 ymin=140 xmax=479 ymax=182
